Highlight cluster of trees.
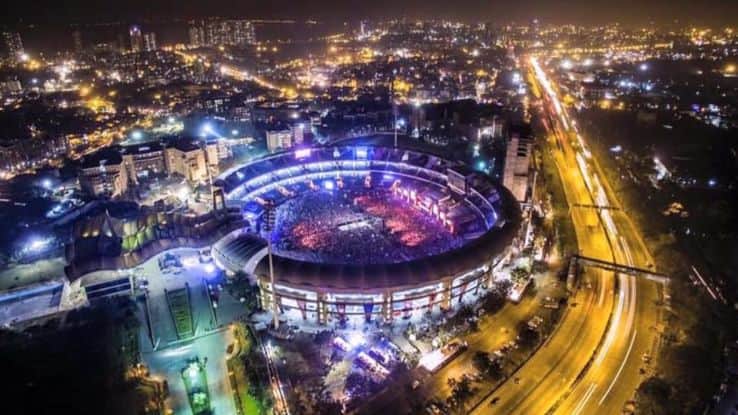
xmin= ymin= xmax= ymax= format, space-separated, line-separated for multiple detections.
xmin=446 ymin=376 xmax=476 ymax=413
xmin=635 ymin=280 xmax=725 ymax=414
xmin=345 ymin=372 xmax=383 ymax=399
xmin=480 ymin=280 xmax=513 ymax=313
xmin=240 ymin=338 xmax=273 ymax=413
xmin=472 ymin=351 xmax=505 ymax=380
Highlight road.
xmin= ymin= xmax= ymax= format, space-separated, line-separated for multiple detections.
xmin=474 ymin=56 xmax=664 ymax=415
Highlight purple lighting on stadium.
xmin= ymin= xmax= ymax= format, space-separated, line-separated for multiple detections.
xmin=323 ymin=180 xmax=335 ymax=190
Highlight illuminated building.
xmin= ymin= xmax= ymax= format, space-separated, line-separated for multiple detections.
xmin=129 ymin=26 xmax=143 ymax=52
xmin=2 ymin=31 xmax=24 ymax=60
xmin=290 ymin=123 xmax=305 ymax=145
xmin=502 ymin=134 xmax=533 ymax=202
xmin=78 ymin=150 xmax=128 ymax=198
xmin=188 ymin=19 xmax=256 ymax=48
xmin=165 ymin=139 xmax=209 ymax=183
xmin=143 ymin=32 xmax=157 ymax=52
xmin=188 ymin=25 xmax=205 ymax=47
xmin=121 ymin=142 xmax=166 ymax=185
xmin=266 ymin=129 xmax=293 ymax=152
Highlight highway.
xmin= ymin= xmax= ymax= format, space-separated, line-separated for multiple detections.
xmin=474 ymin=56 xmax=664 ymax=415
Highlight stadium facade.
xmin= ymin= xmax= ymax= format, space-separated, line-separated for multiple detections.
xmin=212 ymin=145 xmax=521 ymax=325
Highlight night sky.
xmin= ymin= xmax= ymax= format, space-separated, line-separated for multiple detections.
xmin=3 ymin=0 xmax=738 ymax=26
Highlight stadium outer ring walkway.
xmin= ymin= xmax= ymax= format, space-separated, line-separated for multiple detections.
xmin=211 ymin=145 xmax=522 ymax=325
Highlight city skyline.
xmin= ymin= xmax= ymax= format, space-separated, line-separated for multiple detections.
xmin=3 ymin=0 xmax=738 ymax=26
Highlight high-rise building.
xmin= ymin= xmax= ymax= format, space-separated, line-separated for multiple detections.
xmin=290 ymin=123 xmax=305 ymax=145
xmin=129 ymin=26 xmax=143 ymax=52
xmin=266 ymin=129 xmax=293 ymax=152
xmin=189 ymin=19 xmax=255 ymax=48
xmin=143 ymin=32 xmax=157 ymax=52
xmin=188 ymin=25 xmax=205 ymax=47
xmin=165 ymin=140 xmax=208 ymax=183
xmin=72 ymin=30 xmax=83 ymax=53
xmin=231 ymin=20 xmax=256 ymax=46
xmin=502 ymin=134 xmax=533 ymax=202
xmin=2 ymin=32 xmax=24 ymax=60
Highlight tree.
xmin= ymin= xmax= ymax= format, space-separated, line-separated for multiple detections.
xmin=447 ymin=376 xmax=475 ymax=412
xmin=495 ymin=279 xmax=513 ymax=297
xmin=472 ymin=351 xmax=504 ymax=380
xmin=635 ymin=377 xmax=674 ymax=415
xmin=229 ymin=272 xmax=260 ymax=312
xmin=481 ymin=290 xmax=506 ymax=313
xmin=447 ymin=304 xmax=475 ymax=329
xmin=517 ymin=324 xmax=540 ymax=348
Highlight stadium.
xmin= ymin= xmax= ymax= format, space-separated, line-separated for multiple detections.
xmin=212 ymin=145 xmax=521 ymax=325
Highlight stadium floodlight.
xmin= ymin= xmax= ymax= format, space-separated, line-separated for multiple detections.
xmin=204 ymin=263 xmax=216 ymax=274
xmin=27 ymin=237 xmax=51 ymax=252
xmin=131 ymin=130 xmax=143 ymax=140
xmin=295 ymin=148 xmax=312 ymax=159
xmin=201 ymin=122 xmax=216 ymax=137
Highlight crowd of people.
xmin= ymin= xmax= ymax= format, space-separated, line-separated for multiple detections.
xmin=271 ymin=180 xmax=466 ymax=265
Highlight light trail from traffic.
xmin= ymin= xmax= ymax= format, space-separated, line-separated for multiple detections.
xmin=527 ymin=55 xmax=663 ymax=415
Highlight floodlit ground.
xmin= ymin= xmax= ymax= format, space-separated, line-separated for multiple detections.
xmin=84 ymin=247 xmax=249 ymax=415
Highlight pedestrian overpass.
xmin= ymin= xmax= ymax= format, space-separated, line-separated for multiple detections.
xmin=572 ymin=254 xmax=668 ymax=282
